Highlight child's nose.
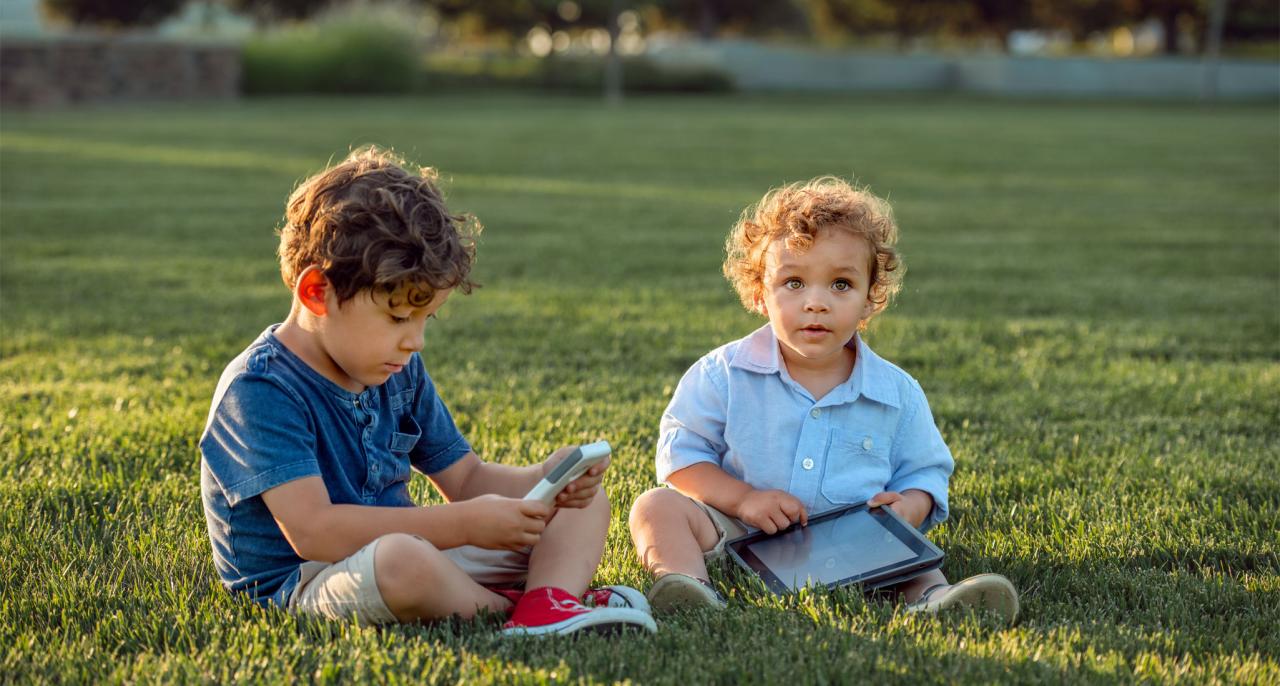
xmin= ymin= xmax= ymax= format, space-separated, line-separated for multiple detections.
xmin=804 ymin=295 xmax=829 ymax=312
xmin=402 ymin=327 xmax=424 ymax=351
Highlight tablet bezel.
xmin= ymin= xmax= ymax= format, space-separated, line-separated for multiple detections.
xmin=725 ymin=501 xmax=944 ymax=595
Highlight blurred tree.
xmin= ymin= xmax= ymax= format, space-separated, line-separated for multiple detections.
xmin=1118 ymin=0 xmax=1204 ymax=53
xmin=225 ymin=0 xmax=332 ymax=24
xmin=1223 ymin=0 xmax=1275 ymax=39
xmin=428 ymin=0 xmax=1276 ymax=56
xmin=652 ymin=0 xmax=808 ymax=39
xmin=424 ymin=0 xmax=628 ymax=99
xmin=1029 ymin=0 xmax=1125 ymax=42
xmin=803 ymin=0 xmax=973 ymax=48
xmin=424 ymin=0 xmax=540 ymax=35
xmin=422 ymin=0 xmax=624 ymax=35
xmin=953 ymin=0 xmax=1036 ymax=48
xmin=40 ymin=0 xmax=185 ymax=28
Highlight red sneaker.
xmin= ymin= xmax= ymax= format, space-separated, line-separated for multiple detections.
xmin=501 ymin=587 xmax=657 ymax=636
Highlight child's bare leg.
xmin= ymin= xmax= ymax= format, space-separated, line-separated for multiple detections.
xmin=628 ymin=488 xmax=721 ymax=580
xmin=894 ymin=568 xmax=949 ymax=603
xmin=524 ymin=489 xmax=610 ymax=594
xmin=374 ymin=533 xmax=510 ymax=622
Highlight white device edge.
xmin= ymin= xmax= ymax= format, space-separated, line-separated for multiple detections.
xmin=524 ymin=441 xmax=611 ymax=506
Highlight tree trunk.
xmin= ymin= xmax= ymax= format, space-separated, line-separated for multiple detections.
xmin=1160 ymin=11 xmax=1181 ymax=54
xmin=698 ymin=1 xmax=717 ymax=40
xmin=604 ymin=0 xmax=622 ymax=105
xmin=1201 ymin=0 xmax=1229 ymax=100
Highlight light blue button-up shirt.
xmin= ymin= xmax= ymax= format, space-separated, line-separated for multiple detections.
xmin=657 ymin=325 xmax=954 ymax=530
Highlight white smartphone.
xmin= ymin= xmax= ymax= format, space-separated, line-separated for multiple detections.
xmin=524 ymin=441 xmax=612 ymax=506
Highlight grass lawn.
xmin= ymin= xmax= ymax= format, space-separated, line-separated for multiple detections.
xmin=1 ymin=93 xmax=1277 ymax=684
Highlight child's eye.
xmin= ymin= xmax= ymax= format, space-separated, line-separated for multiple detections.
xmin=390 ymin=315 xmax=410 ymax=324
xmin=832 ymin=279 xmax=851 ymax=292
xmin=785 ymin=278 xmax=803 ymax=290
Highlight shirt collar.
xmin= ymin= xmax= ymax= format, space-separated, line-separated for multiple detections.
xmin=729 ymin=324 xmax=902 ymax=408
xmin=264 ymin=324 xmax=369 ymax=403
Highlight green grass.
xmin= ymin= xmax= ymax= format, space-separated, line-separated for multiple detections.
xmin=2 ymin=93 xmax=1277 ymax=684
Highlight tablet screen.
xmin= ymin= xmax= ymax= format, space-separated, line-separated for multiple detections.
xmin=744 ymin=507 xmax=917 ymax=589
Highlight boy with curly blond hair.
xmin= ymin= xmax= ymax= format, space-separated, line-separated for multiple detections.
xmin=629 ymin=177 xmax=1018 ymax=623
xmin=200 ymin=147 xmax=655 ymax=635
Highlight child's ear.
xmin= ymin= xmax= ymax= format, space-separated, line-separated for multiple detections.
xmin=296 ymin=267 xmax=329 ymax=317
xmin=858 ymin=295 xmax=877 ymax=329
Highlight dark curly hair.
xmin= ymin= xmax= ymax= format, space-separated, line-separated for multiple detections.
xmin=277 ymin=146 xmax=479 ymax=307
xmin=723 ymin=176 xmax=902 ymax=330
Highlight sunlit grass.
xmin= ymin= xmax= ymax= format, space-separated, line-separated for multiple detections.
xmin=2 ymin=93 xmax=1277 ymax=684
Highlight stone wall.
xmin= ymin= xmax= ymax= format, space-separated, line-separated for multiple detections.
xmin=0 ymin=37 xmax=240 ymax=107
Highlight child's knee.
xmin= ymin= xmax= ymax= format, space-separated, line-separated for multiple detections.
xmin=629 ymin=487 xmax=689 ymax=530
xmin=372 ymin=533 xmax=443 ymax=604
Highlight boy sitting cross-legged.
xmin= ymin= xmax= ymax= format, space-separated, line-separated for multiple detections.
xmin=628 ymin=177 xmax=1019 ymax=624
xmin=200 ymin=146 xmax=654 ymax=635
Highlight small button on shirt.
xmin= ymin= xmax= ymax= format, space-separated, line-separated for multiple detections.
xmin=656 ymin=325 xmax=954 ymax=530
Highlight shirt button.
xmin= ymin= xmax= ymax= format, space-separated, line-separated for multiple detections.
xmin=863 ymin=437 xmax=874 ymax=451
xmin=810 ymin=408 xmax=820 ymax=418
xmin=802 ymin=458 xmax=814 ymax=470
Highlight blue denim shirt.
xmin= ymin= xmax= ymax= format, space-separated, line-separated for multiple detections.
xmin=657 ymin=325 xmax=954 ymax=530
xmin=199 ymin=325 xmax=471 ymax=607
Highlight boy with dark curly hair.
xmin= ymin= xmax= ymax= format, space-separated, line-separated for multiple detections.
xmin=200 ymin=147 xmax=654 ymax=635
xmin=629 ymin=177 xmax=1018 ymax=623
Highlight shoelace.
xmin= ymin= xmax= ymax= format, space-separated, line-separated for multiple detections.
xmin=581 ymin=589 xmax=611 ymax=607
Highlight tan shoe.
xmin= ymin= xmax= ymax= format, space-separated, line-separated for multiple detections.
xmin=906 ymin=573 xmax=1019 ymax=625
xmin=646 ymin=573 xmax=727 ymax=614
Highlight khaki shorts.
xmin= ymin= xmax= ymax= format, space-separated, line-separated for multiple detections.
xmin=691 ymin=499 xmax=749 ymax=560
xmin=288 ymin=535 xmax=530 ymax=625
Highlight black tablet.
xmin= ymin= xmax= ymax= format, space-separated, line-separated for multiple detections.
xmin=725 ymin=501 xmax=944 ymax=594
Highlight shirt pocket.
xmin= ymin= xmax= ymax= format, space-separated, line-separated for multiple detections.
xmin=389 ymin=415 xmax=421 ymax=455
xmin=820 ymin=429 xmax=893 ymax=505
xmin=367 ymin=415 xmax=419 ymax=494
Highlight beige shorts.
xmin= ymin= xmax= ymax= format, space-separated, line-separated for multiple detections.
xmin=691 ymin=499 xmax=749 ymax=560
xmin=288 ymin=535 xmax=530 ymax=625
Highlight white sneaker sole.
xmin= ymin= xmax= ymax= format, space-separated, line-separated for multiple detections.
xmin=501 ymin=607 xmax=657 ymax=636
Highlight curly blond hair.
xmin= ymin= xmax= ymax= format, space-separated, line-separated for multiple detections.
xmin=278 ymin=146 xmax=480 ymax=307
xmin=723 ymin=177 xmax=902 ymax=329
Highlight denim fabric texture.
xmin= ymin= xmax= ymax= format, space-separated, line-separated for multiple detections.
xmin=199 ymin=325 xmax=471 ymax=607
xmin=657 ymin=325 xmax=954 ymax=530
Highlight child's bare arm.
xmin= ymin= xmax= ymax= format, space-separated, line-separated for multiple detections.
xmin=667 ymin=463 xmax=808 ymax=534
xmin=868 ymin=489 xmax=934 ymax=529
xmin=430 ymin=448 xmax=608 ymax=509
xmin=260 ymin=476 xmax=551 ymax=562
xmin=429 ymin=452 xmax=542 ymax=500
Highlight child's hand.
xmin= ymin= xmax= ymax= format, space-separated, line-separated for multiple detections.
xmin=736 ymin=489 xmax=808 ymax=534
xmin=868 ymin=490 xmax=933 ymax=529
xmin=542 ymin=446 xmax=611 ymax=509
xmin=463 ymin=494 xmax=551 ymax=551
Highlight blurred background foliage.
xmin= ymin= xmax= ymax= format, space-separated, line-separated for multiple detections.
xmin=32 ymin=0 xmax=1280 ymax=97
xmin=40 ymin=0 xmax=1280 ymax=53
